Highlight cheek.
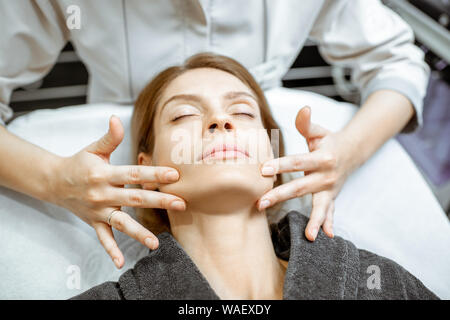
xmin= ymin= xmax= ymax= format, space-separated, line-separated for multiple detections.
xmin=153 ymin=123 xmax=202 ymax=166
xmin=249 ymin=132 xmax=276 ymax=164
xmin=153 ymin=132 xmax=189 ymax=166
xmin=158 ymin=162 xmax=275 ymax=205
xmin=153 ymin=126 xmax=277 ymax=200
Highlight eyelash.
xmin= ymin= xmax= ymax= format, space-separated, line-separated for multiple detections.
xmin=235 ymin=112 xmax=255 ymax=118
xmin=171 ymin=114 xmax=191 ymax=122
xmin=171 ymin=113 xmax=255 ymax=122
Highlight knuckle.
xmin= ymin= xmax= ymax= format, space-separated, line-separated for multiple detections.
xmin=155 ymin=168 xmax=168 ymax=183
xmin=128 ymin=166 xmax=141 ymax=184
xmin=113 ymin=213 xmax=128 ymax=231
xmin=134 ymin=228 xmax=146 ymax=241
xmin=143 ymin=182 xmax=157 ymax=190
xmin=292 ymin=156 xmax=302 ymax=171
xmin=86 ymin=188 xmax=103 ymax=204
xmin=323 ymin=153 xmax=337 ymax=168
xmin=140 ymin=229 xmax=153 ymax=240
xmin=87 ymin=167 xmax=104 ymax=184
xmin=100 ymin=135 xmax=114 ymax=152
xmin=99 ymin=135 xmax=110 ymax=148
xmin=158 ymin=195 xmax=168 ymax=209
xmin=134 ymin=229 xmax=145 ymax=242
xmin=128 ymin=190 xmax=144 ymax=206
xmin=293 ymin=183 xmax=305 ymax=197
xmin=324 ymin=173 xmax=337 ymax=188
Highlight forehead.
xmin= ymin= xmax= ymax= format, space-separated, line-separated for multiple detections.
xmin=159 ymin=68 xmax=253 ymax=102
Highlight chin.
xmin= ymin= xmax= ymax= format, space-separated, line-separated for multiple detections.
xmin=159 ymin=163 xmax=274 ymax=213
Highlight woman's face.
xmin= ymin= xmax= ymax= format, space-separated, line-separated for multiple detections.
xmin=138 ymin=68 xmax=276 ymax=212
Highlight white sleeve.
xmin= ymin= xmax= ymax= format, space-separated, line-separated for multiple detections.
xmin=309 ymin=0 xmax=430 ymax=133
xmin=0 ymin=0 xmax=69 ymax=125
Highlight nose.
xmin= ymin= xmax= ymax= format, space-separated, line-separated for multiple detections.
xmin=207 ymin=116 xmax=234 ymax=133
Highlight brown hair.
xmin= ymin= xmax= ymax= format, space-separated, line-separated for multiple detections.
xmin=131 ymin=52 xmax=285 ymax=234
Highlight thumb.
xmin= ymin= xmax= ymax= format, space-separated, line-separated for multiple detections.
xmin=295 ymin=106 xmax=312 ymax=139
xmin=86 ymin=115 xmax=124 ymax=158
xmin=295 ymin=106 xmax=329 ymax=140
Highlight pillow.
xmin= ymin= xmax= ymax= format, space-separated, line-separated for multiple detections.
xmin=1 ymin=87 xmax=449 ymax=299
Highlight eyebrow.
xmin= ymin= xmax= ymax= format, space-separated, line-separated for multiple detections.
xmin=159 ymin=91 xmax=258 ymax=116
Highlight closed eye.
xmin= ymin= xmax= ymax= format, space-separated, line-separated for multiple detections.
xmin=234 ymin=113 xmax=255 ymax=118
xmin=172 ymin=113 xmax=254 ymax=122
xmin=171 ymin=114 xmax=195 ymax=122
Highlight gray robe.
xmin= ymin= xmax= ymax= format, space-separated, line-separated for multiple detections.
xmin=71 ymin=210 xmax=438 ymax=300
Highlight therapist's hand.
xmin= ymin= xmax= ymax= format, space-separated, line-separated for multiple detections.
xmin=50 ymin=115 xmax=186 ymax=269
xmin=257 ymin=106 xmax=356 ymax=241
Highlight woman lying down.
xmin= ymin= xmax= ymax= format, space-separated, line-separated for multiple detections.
xmin=72 ymin=53 xmax=437 ymax=300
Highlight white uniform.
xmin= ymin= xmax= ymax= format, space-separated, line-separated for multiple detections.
xmin=1 ymin=1 xmax=450 ymax=300
xmin=0 ymin=0 xmax=429 ymax=131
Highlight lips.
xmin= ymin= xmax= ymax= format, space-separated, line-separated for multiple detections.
xmin=199 ymin=143 xmax=249 ymax=161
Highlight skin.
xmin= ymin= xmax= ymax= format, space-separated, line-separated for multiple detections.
xmin=138 ymin=68 xmax=288 ymax=299
xmin=257 ymin=89 xmax=415 ymax=241
xmin=0 ymin=67 xmax=415 ymax=270
xmin=0 ymin=110 xmax=188 ymax=270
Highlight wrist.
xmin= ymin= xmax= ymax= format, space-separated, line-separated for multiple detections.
xmin=336 ymin=129 xmax=366 ymax=173
xmin=41 ymin=154 xmax=65 ymax=205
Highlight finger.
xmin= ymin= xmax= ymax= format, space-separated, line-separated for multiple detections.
xmin=257 ymin=173 xmax=323 ymax=210
xmin=295 ymin=106 xmax=329 ymax=139
xmin=322 ymin=201 xmax=335 ymax=238
xmin=142 ymin=182 xmax=160 ymax=190
xmin=307 ymin=137 xmax=321 ymax=151
xmin=108 ymin=210 xmax=160 ymax=250
xmin=94 ymin=223 xmax=124 ymax=269
xmin=106 ymin=188 xmax=186 ymax=211
xmin=86 ymin=115 xmax=124 ymax=158
xmin=305 ymin=193 xmax=333 ymax=241
xmin=261 ymin=152 xmax=334 ymax=176
xmin=295 ymin=106 xmax=312 ymax=139
xmin=309 ymin=122 xmax=331 ymax=137
xmin=107 ymin=165 xmax=180 ymax=185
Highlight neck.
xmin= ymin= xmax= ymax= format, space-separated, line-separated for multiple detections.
xmin=167 ymin=203 xmax=287 ymax=299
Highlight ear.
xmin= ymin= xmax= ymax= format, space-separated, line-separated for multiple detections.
xmin=138 ymin=152 xmax=152 ymax=166
xmin=137 ymin=152 xmax=156 ymax=190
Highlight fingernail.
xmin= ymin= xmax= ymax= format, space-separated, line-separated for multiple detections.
xmin=170 ymin=200 xmax=185 ymax=211
xmin=259 ymin=199 xmax=270 ymax=210
xmin=165 ymin=170 xmax=179 ymax=181
xmin=261 ymin=166 xmax=275 ymax=176
xmin=311 ymin=227 xmax=318 ymax=240
xmin=145 ymin=238 xmax=154 ymax=248
xmin=113 ymin=258 xmax=120 ymax=268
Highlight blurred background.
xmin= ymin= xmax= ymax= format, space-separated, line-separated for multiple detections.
xmin=6 ymin=0 xmax=450 ymax=218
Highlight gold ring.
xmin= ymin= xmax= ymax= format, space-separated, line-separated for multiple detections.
xmin=107 ymin=209 xmax=121 ymax=226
